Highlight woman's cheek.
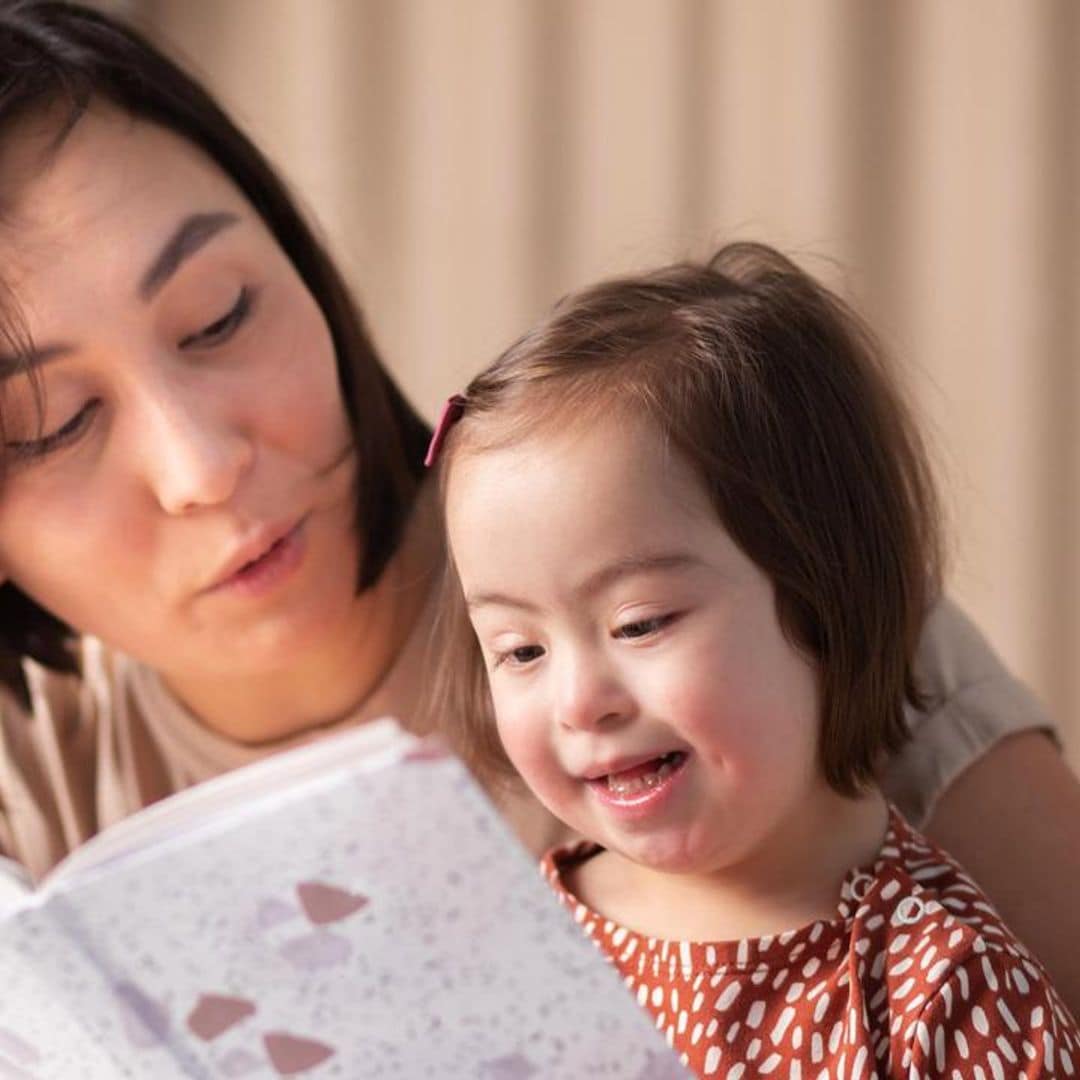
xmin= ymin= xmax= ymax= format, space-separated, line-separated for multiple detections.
xmin=258 ymin=320 xmax=347 ymax=456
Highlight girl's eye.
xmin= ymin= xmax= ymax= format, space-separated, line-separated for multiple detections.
xmin=614 ymin=613 xmax=677 ymax=640
xmin=6 ymin=399 xmax=102 ymax=464
xmin=180 ymin=286 xmax=254 ymax=349
xmin=493 ymin=643 xmax=546 ymax=669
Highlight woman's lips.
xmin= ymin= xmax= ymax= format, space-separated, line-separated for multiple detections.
xmin=209 ymin=518 xmax=307 ymax=597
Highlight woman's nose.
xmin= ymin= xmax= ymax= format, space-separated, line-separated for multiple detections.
xmin=554 ymin=653 xmax=636 ymax=733
xmin=135 ymin=382 xmax=255 ymax=515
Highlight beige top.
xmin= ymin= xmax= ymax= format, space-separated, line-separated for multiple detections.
xmin=0 ymin=598 xmax=1053 ymax=882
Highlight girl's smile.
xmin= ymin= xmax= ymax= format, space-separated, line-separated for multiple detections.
xmin=583 ymin=749 xmax=690 ymax=819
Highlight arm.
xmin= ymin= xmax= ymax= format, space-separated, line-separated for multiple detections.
xmin=923 ymin=730 xmax=1080 ymax=1020
xmin=881 ymin=598 xmax=1080 ymax=1017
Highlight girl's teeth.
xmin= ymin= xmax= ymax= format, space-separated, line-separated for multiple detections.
xmin=606 ymin=757 xmax=677 ymax=794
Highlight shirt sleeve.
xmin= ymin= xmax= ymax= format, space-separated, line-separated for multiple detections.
xmin=906 ymin=945 xmax=1079 ymax=1079
xmin=879 ymin=596 xmax=1058 ymax=828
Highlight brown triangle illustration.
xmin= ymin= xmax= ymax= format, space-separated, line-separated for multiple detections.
xmin=186 ymin=993 xmax=257 ymax=1041
xmin=296 ymin=881 xmax=369 ymax=925
xmin=264 ymin=1032 xmax=336 ymax=1075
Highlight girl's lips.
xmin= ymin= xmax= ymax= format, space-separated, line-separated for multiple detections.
xmin=585 ymin=751 xmax=689 ymax=817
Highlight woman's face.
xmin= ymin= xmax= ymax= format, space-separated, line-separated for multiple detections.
xmin=0 ymin=106 xmax=361 ymax=682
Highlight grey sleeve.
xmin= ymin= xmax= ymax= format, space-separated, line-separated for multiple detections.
xmin=880 ymin=597 xmax=1058 ymax=828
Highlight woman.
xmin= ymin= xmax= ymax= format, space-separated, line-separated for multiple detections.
xmin=0 ymin=1 xmax=1077 ymax=1010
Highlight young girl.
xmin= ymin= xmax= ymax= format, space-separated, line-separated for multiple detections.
xmin=427 ymin=244 xmax=1079 ymax=1078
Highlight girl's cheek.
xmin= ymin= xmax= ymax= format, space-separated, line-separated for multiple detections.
xmin=495 ymin=703 xmax=549 ymax=777
xmin=664 ymin=680 xmax=757 ymax=767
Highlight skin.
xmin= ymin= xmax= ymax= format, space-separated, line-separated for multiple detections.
xmin=447 ymin=411 xmax=887 ymax=941
xmin=0 ymin=104 xmax=437 ymax=742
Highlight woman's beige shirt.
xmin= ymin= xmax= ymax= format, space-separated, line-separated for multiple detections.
xmin=0 ymin=599 xmax=1054 ymax=882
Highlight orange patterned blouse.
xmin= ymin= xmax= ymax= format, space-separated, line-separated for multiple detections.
xmin=542 ymin=808 xmax=1079 ymax=1079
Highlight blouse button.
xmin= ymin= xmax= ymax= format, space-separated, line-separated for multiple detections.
xmin=849 ymin=873 xmax=874 ymax=902
xmin=894 ymin=896 xmax=926 ymax=925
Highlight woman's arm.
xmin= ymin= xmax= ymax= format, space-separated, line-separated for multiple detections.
xmin=922 ymin=730 xmax=1080 ymax=1020
xmin=880 ymin=598 xmax=1080 ymax=1016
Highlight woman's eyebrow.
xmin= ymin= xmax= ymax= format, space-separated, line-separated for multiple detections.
xmin=137 ymin=210 xmax=240 ymax=302
xmin=0 ymin=342 xmax=67 ymax=380
xmin=0 ymin=211 xmax=243 ymax=378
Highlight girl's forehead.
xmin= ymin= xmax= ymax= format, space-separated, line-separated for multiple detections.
xmin=447 ymin=409 xmax=700 ymax=526
xmin=445 ymin=409 xmax=753 ymax=603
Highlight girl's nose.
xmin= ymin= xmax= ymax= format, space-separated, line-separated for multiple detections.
xmin=554 ymin=652 xmax=636 ymax=733
xmin=136 ymin=383 xmax=255 ymax=515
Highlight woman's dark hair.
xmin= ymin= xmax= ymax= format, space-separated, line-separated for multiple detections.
xmin=0 ymin=1 xmax=431 ymax=697
xmin=432 ymin=242 xmax=943 ymax=796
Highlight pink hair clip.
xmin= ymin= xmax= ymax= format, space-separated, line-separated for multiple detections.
xmin=424 ymin=393 xmax=467 ymax=467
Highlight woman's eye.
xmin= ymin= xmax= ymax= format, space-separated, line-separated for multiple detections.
xmin=6 ymin=400 xmax=102 ymax=463
xmin=614 ymin=614 xmax=676 ymax=640
xmin=493 ymin=644 xmax=546 ymax=669
xmin=180 ymin=286 xmax=254 ymax=348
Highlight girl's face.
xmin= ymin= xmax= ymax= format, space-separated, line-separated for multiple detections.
xmin=0 ymin=106 xmax=361 ymax=683
xmin=447 ymin=410 xmax=829 ymax=878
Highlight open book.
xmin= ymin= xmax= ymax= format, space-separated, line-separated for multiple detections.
xmin=0 ymin=719 xmax=687 ymax=1078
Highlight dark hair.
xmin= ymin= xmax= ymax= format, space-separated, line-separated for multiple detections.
xmin=432 ymin=242 xmax=942 ymax=796
xmin=0 ymin=1 xmax=431 ymax=697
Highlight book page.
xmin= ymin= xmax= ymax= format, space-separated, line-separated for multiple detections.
xmin=42 ymin=716 xmax=406 ymax=893
xmin=0 ymin=910 xmax=134 ymax=1077
xmin=0 ymin=856 xmax=30 ymax=918
xmin=13 ymin=733 xmax=687 ymax=1077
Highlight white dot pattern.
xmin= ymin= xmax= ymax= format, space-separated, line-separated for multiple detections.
xmin=542 ymin=806 xmax=1079 ymax=1078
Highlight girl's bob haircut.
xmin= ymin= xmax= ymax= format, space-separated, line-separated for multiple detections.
xmin=0 ymin=1 xmax=430 ymax=698
xmin=433 ymin=243 xmax=942 ymax=797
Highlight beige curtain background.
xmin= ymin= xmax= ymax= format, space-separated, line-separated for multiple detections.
xmin=106 ymin=0 xmax=1079 ymax=765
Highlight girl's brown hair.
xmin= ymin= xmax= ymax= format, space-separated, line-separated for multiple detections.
xmin=432 ymin=243 xmax=942 ymax=797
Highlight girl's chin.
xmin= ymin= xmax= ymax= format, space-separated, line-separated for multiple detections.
xmin=602 ymin=833 xmax=718 ymax=877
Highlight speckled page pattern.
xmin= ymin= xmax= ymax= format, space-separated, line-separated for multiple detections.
xmin=0 ymin=725 xmax=687 ymax=1078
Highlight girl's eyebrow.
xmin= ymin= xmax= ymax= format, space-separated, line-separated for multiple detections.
xmin=465 ymin=552 xmax=701 ymax=613
xmin=465 ymin=591 xmax=541 ymax=614
xmin=577 ymin=552 xmax=701 ymax=598
xmin=137 ymin=210 xmax=240 ymax=301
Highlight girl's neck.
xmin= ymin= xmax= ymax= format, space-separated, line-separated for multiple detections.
xmin=568 ymin=785 xmax=889 ymax=944
xmin=163 ymin=482 xmax=444 ymax=744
